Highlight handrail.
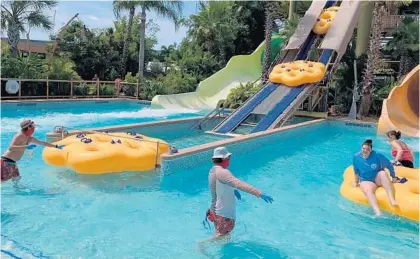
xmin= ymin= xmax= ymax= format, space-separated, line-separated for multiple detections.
xmin=0 ymin=78 xmax=138 ymax=85
xmin=1 ymin=77 xmax=140 ymax=100
xmin=190 ymin=100 xmax=226 ymax=130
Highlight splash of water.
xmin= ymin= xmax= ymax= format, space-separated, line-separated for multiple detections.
xmin=1 ymin=108 xmax=200 ymax=134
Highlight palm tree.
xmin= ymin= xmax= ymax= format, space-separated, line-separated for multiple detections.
xmin=357 ymin=1 xmax=413 ymax=117
xmin=160 ymin=44 xmax=176 ymax=73
xmin=355 ymin=1 xmax=412 ymax=57
xmin=357 ymin=2 xmax=387 ymax=118
xmin=137 ymin=1 xmax=183 ymax=84
xmin=187 ymin=2 xmax=242 ymax=66
xmin=262 ymin=1 xmax=278 ymax=81
xmin=113 ymin=1 xmax=136 ymax=78
xmin=1 ymin=0 xmax=57 ymax=58
xmin=113 ymin=1 xmax=182 ymax=82
xmin=385 ymin=17 xmax=419 ymax=79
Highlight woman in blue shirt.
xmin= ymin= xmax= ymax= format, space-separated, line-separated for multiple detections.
xmin=353 ymin=139 xmax=399 ymax=216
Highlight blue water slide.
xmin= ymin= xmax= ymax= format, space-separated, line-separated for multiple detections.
xmin=213 ymin=0 xmax=336 ymax=134
xmin=214 ymin=33 xmax=316 ymax=134
xmin=250 ymin=49 xmax=333 ymax=133
xmin=214 ymin=82 xmax=279 ymax=134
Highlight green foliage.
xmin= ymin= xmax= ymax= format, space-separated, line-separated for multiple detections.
xmin=1 ymin=54 xmax=43 ymax=79
xmin=74 ymin=83 xmax=91 ymax=96
xmin=276 ymin=1 xmax=312 ymax=20
xmin=177 ymin=41 xmax=220 ymax=80
xmin=385 ymin=17 xmax=419 ymax=78
xmin=149 ymin=62 xmax=165 ymax=75
xmin=1 ymin=53 xmax=79 ymax=80
xmin=1 ymin=0 xmax=57 ymax=57
xmin=370 ymin=77 xmax=397 ymax=115
xmin=260 ymin=34 xmax=285 ymax=67
xmin=224 ymin=81 xmax=263 ymax=109
xmin=232 ymin=1 xmax=266 ymax=55
xmin=187 ymin=2 xmax=246 ymax=65
xmin=279 ymin=16 xmax=300 ymax=44
xmin=56 ymin=18 xmax=158 ymax=80
xmin=140 ymin=79 xmax=166 ymax=100
xmin=329 ymin=38 xmax=367 ymax=113
xmin=124 ymin=72 xmax=138 ymax=83
xmin=43 ymin=54 xmax=80 ymax=80
xmin=99 ymin=84 xmax=115 ymax=96
xmin=155 ymin=70 xmax=197 ymax=94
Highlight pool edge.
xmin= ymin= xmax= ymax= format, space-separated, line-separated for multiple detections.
xmin=161 ymin=118 xmax=326 ymax=161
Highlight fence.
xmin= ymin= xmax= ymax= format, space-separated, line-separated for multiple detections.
xmin=0 ymin=78 xmax=140 ymax=100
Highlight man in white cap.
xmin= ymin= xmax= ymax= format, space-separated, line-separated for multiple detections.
xmin=1 ymin=120 xmax=64 ymax=183
xmin=205 ymin=146 xmax=273 ymax=240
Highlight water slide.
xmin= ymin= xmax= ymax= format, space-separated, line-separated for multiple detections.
xmin=213 ymin=0 xmax=362 ymax=134
xmin=150 ymin=36 xmax=284 ymax=111
xmin=377 ymin=65 xmax=419 ymax=137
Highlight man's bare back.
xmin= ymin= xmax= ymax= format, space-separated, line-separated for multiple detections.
xmin=1 ymin=120 xmax=63 ymax=182
xmin=2 ymin=132 xmax=32 ymax=162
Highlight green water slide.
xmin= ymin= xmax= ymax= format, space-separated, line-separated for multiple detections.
xmin=151 ymin=34 xmax=284 ymax=110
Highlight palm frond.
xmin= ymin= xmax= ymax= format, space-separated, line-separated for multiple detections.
xmin=25 ymin=10 xmax=54 ymax=30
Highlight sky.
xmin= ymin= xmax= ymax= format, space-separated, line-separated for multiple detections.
xmin=3 ymin=0 xmax=199 ymax=49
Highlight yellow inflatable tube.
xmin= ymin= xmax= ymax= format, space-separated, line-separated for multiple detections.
xmin=269 ymin=60 xmax=326 ymax=87
xmin=42 ymin=132 xmax=170 ymax=174
xmin=313 ymin=6 xmax=339 ymax=35
xmin=340 ymin=166 xmax=419 ymax=221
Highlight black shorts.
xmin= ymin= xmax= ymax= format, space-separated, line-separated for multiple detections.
xmin=399 ymin=160 xmax=414 ymax=168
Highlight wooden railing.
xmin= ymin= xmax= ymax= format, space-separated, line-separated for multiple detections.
xmin=1 ymin=78 xmax=140 ymax=100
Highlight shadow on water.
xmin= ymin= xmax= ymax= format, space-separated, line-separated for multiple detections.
xmin=1 ymin=211 xmax=16 ymax=226
xmin=217 ymin=241 xmax=287 ymax=259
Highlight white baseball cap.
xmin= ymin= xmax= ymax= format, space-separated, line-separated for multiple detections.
xmin=212 ymin=147 xmax=232 ymax=159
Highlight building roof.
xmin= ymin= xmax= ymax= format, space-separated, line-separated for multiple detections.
xmin=1 ymin=37 xmax=54 ymax=54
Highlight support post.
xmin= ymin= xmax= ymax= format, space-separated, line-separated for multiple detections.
xmin=348 ymin=60 xmax=359 ymax=120
xmin=96 ymin=79 xmax=100 ymax=98
xmin=70 ymin=78 xmax=73 ymax=98
xmin=46 ymin=77 xmax=49 ymax=99
xmin=18 ymin=77 xmax=22 ymax=99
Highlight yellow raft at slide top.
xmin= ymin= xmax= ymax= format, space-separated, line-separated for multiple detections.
xmin=340 ymin=166 xmax=419 ymax=221
xmin=43 ymin=132 xmax=169 ymax=174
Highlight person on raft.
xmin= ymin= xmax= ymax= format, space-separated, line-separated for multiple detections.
xmin=353 ymin=139 xmax=400 ymax=216
xmin=1 ymin=120 xmax=64 ymax=183
xmin=386 ymin=130 xmax=415 ymax=168
xmin=203 ymin=147 xmax=273 ymax=243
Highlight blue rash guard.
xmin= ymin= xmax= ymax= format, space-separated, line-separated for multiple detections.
xmin=353 ymin=150 xmax=396 ymax=182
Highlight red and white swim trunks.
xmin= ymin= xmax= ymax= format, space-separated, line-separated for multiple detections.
xmin=214 ymin=214 xmax=235 ymax=235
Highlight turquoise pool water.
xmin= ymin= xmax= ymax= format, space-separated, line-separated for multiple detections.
xmin=2 ymin=117 xmax=419 ymax=258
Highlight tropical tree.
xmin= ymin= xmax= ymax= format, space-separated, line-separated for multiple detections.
xmin=187 ymin=2 xmax=244 ymax=66
xmin=160 ymin=44 xmax=176 ymax=72
xmin=385 ymin=17 xmax=419 ymax=79
xmin=262 ymin=1 xmax=278 ymax=80
xmin=277 ymin=0 xmax=312 ymax=20
xmin=358 ymin=2 xmax=387 ymax=118
xmin=232 ymin=1 xmax=265 ymax=55
xmin=113 ymin=1 xmax=136 ymax=78
xmin=355 ymin=1 xmax=412 ymax=57
xmin=134 ymin=1 xmax=183 ymax=84
xmin=1 ymin=0 xmax=57 ymax=58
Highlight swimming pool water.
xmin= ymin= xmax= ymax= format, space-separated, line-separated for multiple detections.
xmin=1 ymin=100 xmax=201 ymax=133
xmin=1 ymin=117 xmax=419 ymax=258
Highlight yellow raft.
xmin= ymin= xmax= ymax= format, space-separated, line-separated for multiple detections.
xmin=340 ymin=166 xmax=419 ymax=221
xmin=43 ymin=132 xmax=170 ymax=174
xmin=313 ymin=6 xmax=339 ymax=35
xmin=269 ymin=61 xmax=326 ymax=87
